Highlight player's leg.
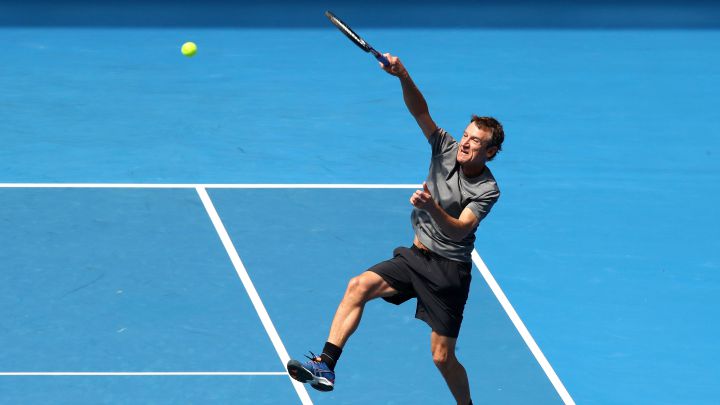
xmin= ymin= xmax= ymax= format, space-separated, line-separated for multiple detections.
xmin=430 ymin=331 xmax=472 ymax=405
xmin=287 ymin=270 xmax=398 ymax=391
xmin=327 ymin=270 xmax=398 ymax=348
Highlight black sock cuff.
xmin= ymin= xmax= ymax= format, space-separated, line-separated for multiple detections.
xmin=320 ymin=342 xmax=342 ymax=370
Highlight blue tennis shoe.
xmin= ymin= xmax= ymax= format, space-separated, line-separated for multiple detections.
xmin=286 ymin=352 xmax=335 ymax=392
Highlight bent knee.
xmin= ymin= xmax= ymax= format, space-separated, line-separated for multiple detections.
xmin=346 ymin=275 xmax=374 ymax=301
xmin=432 ymin=348 xmax=457 ymax=371
xmin=432 ymin=351 xmax=448 ymax=370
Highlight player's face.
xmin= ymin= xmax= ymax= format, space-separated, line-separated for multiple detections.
xmin=457 ymin=123 xmax=494 ymax=167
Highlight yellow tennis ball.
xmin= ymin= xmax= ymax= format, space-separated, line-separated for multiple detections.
xmin=181 ymin=42 xmax=197 ymax=57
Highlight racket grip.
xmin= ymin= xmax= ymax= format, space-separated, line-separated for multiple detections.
xmin=373 ymin=51 xmax=390 ymax=67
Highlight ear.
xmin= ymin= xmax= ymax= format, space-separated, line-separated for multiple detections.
xmin=486 ymin=146 xmax=498 ymax=159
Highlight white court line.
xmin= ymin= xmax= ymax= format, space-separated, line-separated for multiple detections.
xmin=196 ymin=187 xmax=313 ymax=405
xmin=0 ymin=372 xmax=286 ymax=376
xmin=471 ymin=250 xmax=575 ymax=405
xmin=0 ymin=183 xmax=419 ymax=189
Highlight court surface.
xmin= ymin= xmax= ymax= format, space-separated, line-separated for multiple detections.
xmin=2 ymin=16 xmax=719 ymax=405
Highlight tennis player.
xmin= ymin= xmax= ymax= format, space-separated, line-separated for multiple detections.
xmin=287 ymin=53 xmax=504 ymax=405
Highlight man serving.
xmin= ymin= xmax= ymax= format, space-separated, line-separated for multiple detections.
xmin=287 ymin=53 xmax=504 ymax=405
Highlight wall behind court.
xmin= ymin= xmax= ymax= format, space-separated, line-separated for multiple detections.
xmin=2 ymin=0 xmax=720 ymax=28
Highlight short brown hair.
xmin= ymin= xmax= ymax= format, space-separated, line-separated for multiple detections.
xmin=471 ymin=115 xmax=504 ymax=161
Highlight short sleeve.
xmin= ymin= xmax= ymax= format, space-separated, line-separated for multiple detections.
xmin=428 ymin=127 xmax=457 ymax=157
xmin=466 ymin=187 xmax=500 ymax=223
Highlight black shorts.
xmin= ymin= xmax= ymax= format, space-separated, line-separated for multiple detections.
xmin=367 ymin=245 xmax=472 ymax=338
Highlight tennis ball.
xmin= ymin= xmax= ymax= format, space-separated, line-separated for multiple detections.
xmin=181 ymin=42 xmax=197 ymax=57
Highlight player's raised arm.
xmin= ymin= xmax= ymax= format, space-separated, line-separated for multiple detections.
xmin=381 ymin=53 xmax=438 ymax=140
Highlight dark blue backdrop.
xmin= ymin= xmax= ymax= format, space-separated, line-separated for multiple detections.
xmin=2 ymin=0 xmax=720 ymax=28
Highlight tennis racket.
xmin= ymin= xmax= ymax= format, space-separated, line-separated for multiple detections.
xmin=325 ymin=11 xmax=390 ymax=67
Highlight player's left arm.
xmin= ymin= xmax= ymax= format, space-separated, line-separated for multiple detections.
xmin=410 ymin=183 xmax=481 ymax=242
xmin=428 ymin=206 xmax=479 ymax=242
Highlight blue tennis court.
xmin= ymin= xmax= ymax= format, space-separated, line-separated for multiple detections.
xmin=1 ymin=1 xmax=719 ymax=404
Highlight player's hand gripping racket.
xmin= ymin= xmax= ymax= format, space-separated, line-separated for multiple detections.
xmin=325 ymin=11 xmax=390 ymax=67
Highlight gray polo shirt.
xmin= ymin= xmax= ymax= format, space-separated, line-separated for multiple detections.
xmin=411 ymin=127 xmax=500 ymax=262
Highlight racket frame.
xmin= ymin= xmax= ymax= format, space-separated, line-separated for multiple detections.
xmin=325 ymin=11 xmax=390 ymax=67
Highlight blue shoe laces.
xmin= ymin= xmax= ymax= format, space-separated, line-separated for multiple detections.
xmin=302 ymin=351 xmax=334 ymax=379
xmin=303 ymin=351 xmax=322 ymax=362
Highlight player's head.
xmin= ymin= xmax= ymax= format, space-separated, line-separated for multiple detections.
xmin=457 ymin=115 xmax=504 ymax=170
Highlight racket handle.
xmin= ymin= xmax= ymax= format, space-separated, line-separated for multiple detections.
xmin=372 ymin=50 xmax=390 ymax=67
